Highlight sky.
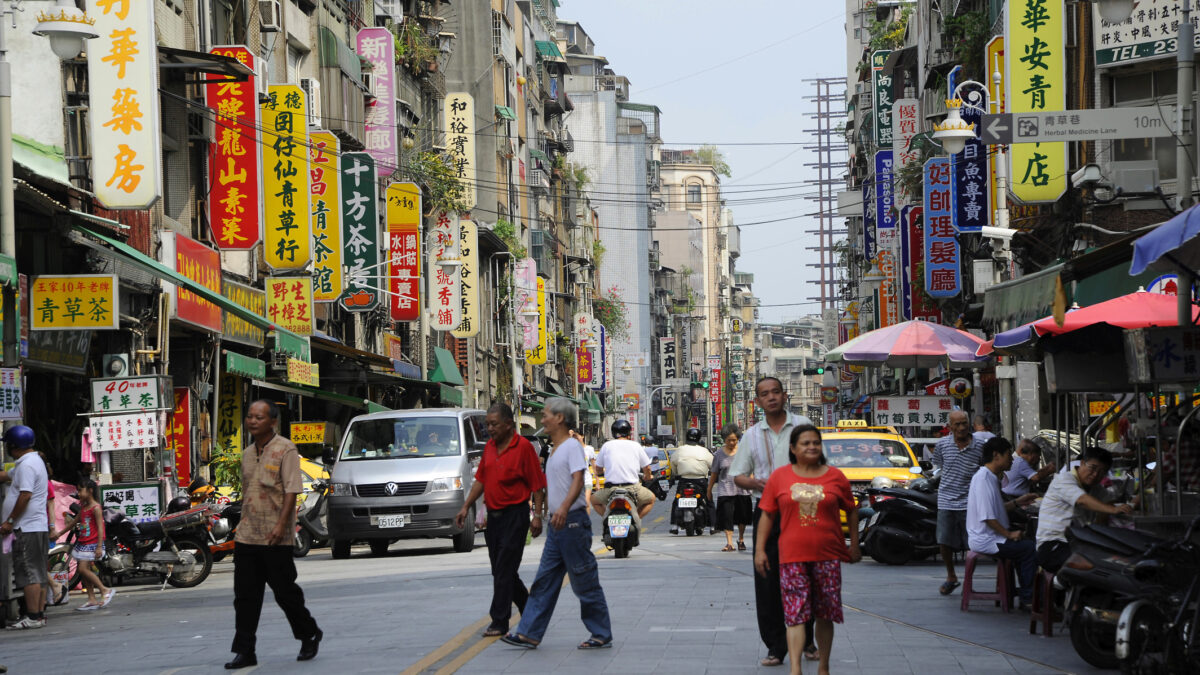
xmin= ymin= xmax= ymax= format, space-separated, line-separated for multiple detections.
xmin=561 ymin=0 xmax=850 ymax=324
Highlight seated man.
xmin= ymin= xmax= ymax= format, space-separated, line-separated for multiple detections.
xmin=967 ymin=437 xmax=1038 ymax=606
xmin=1035 ymin=446 xmax=1133 ymax=573
xmin=1002 ymin=439 xmax=1056 ymax=497
xmin=591 ymin=420 xmax=655 ymax=520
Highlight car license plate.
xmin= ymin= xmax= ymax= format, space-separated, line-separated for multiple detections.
xmin=374 ymin=514 xmax=409 ymax=528
xmin=608 ymin=514 xmax=632 ymax=538
xmin=659 ymin=479 xmax=670 ymax=491
xmin=677 ymin=497 xmax=698 ymax=508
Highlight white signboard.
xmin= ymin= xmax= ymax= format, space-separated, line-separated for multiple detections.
xmin=706 ymin=355 xmax=721 ymax=370
xmin=1093 ymin=2 xmax=1200 ymax=68
xmin=659 ymin=337 xmax=678 ymax=382
xmin=89 ymin=413 xmax=161 ymax=452
xmin=872 ymin=395 xmax=954 ymax=428
xmin=0 ymin=368 xmax=22 ymax=420
xmin=100 ymin=483 xmax=162 ymax=523
xmin=91 ymin=376 xmax=166 ymax=413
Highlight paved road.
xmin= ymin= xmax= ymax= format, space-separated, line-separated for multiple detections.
xmin=0 ymin=499 xmax=1109 ymax=674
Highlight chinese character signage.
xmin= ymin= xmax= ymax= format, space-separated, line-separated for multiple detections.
xmin=262 ymin=84 xmax=312 ymax=269
xmin=901 ymin=206 xmax=940 ymax=322
xmin=872 ymin=396 xmax=954 ymax=428
xmin=89 ymin=413 xmax=160 ymax=452
xmin=88 ymin=0 xmax=162 ymax=209
xmin=892 ymin=98 xmax=920 ymax=204
xmin=923 ymin=158 xmax=961 ymax=298
xmin=206 ymin=46 xmax=260 ymax=249
xmin=357 ymin=28 xmax=398 ymax=178
xmin=872 ymin=50 xmax=893 ymax=146
xmin=515 ymin=258 xmax=539 ymax=350
xmin=386 ymin=183 xmax=421 ymax=321
xmin=266 ymin=277 xmax=314 ymax=335
xmin=1093 ymin=1 xmax=1200 ymax=67
xmin=574 ymin=312 xmax=597 ymax=345
xmin=340 ymin=152 xmax=380 ymax=311
xmin=0 ymin=368 xmax=22 ymax=420
xmin=590 ymin=323 xmax=608 ymax=392
xmin=452 ymin=219 xmax=480 ymax=338
xmin=878 ymin=249 xmax=900 ymax=327
xmin=91 ymin=376 xmax=164 ymax=413
xmin=444 ymin=92 xmax=476 ymax=208
xmin=947 ymin=72 xmax=988 ymax=233
xmin=286 ymin=358 xmax=320 ymax=387
xmin=577 ymin=348 xmax=593 ymax=384
xmin=31 ymin=275 xmax=118 ymax=330
xmin=525 ymin=276 xmax=547 ymax=365
xmin=217 ymin=373 xmax=243 ymax=457
xmin=1007 ymin=0 xmax=1067 ymax=202
xmin=862 ymin=179 xmax=876 ymax=260
xmin=100 ymin=483 xmax=161 ymax=524
xmin=985 ymin=37 xmax=1006 ymax=221
xmin=874 ymin=151 xmax=896 ymax=247
xmin=660 ymin=337 xmax=678 ymax=382
xmin=167 ymin=388 xmax=192 ymax=485
xmin=309 ymin=131 xmax=343 ymax=302
xmin=429 ymin=212 xmax=462 ymax=331
xmin=169 ymin=233 xmax=222 ymax=332
xmin=290 ymin=422 xmax=326 ymax=444
xmin=221 ymin=279 xmax=267 ymax=347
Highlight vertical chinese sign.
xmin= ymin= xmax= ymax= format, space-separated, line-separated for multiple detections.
xmin=357 ymin=28 xmax=398 ymax=180
xmin=30 ymin=275 xmax=119 ymax=330
xmin=862 ymin=180 xmax=875 ymax=260
xmin=89 ymin=0 xmax=162 ymax=208
xmin=711 ymin=367 xmax=724 ymax=430
xmin=386 ymin=183 xmax=421 ymax=321
xmin=874 ymin=151 xmax=896 ymax=248
xmin=947 ymin=75 xmax=988 ymax=233
xmin=170 ymin=233 xmax=222 ymax=332
xmin=262 ymin=85 xmax=311 ymax=270
xmin=659 ymin=337 xmax=677 ymax=382
xmin=339 ymin=152 xmax=380 ymax=311
xmin=891 ymin=98 xmax=920 ymax=204
xmin=525 ymin=277 xmax=547 ymax=365
xmin=217 ymin=374 xmax=243 ymax=460
xmin=206 ymin=46 xmax=260 ymax=249
xmin=515 ymin=258 xmax=538 ymax=351
xmin=985 ymin=37 xmax=1006 ymax=218
xmin=577 ymin=348 xmax=593 ymax=384
xmin=1007 ymin=0 xmax=1066 ymax=202
xmin=871 ymin=50 xmax=893 ymax=147
xmin=878 ymin=249 xmax=899 ymax=328
xmin=266 ymin=277 xmax=314 ymax=335
xmin=444 ymin=92 xmax=477 ymax=208
xmin=309 ymin=131 xmax=343 ymax=302
xmin=451 ymin=220 xmax=480 ymax=338
xmin=167 ymin=388 xmax=192 ymax=485
xmin=429 ymin=212 xmax=462 ymax=331
xmin=901 ymin=207 xmax=940 ymax=321
xmin=923 ymin=158 xmax=960 ymax=298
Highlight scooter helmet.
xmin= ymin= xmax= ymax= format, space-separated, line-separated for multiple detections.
xmin=2 ymin=425 xmax=35 ymax=450
xmin=167 ymin=495 xmax=191 ymax=514
xmin=611 ymin=419 xmax=632 ymax=438
xmin=685 ymin=428 xmax=703 ymax=444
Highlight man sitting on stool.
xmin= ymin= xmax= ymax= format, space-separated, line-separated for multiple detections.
xmin=966 ymin=437 xmax=1038 ymax=608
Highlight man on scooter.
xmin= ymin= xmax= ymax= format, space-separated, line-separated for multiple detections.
xmin=591 ymin=420 xmax=655 ymax=520
xmin=669 ymin=428 xmax=714 ymax=534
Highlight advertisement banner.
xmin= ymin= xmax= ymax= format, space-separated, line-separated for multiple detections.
xmin=525 ymin=277 xmax=548 ymax=365
xmin=1007 ymin=0 xmax=1067 ymax=203
xmin=262 ymin=85 xmax=312 ymax=269
xmin=265 ymin=277 xmax=314 ymax=335
xmin=88 ymin=0 xmax=162 ymax=209
xmin=451 ymin=220 xmax=480 ymax=338
xmin=100 ymin=483 xmax=161 ymax=524
xmin=872 ymin=395 xmax=954 ymax=428
xmin=444 ymin=93 xmax=476 ymax=208
xmin=659 ymin=337 xmax=678 ymax=382
xmin=515 ymin=259 xmax=538 ymax=350
xmin=892 ymin=98 xmax=920 ymax=204
xmin=874 ymin=151 xmax=897 ymax=247
xmin=290 ymin=422 xmax=326 ymax=444
xmin=286 ymin=359 xmax=320 ymax=387
xmin=986 ymin=36 xmax=1007 ymax=217
xmin=167 ymin=388 xmax=192 ymax=485
xmin=31 ymin=275 xmax=118 ymax=330
xmin=899 ymin=205 xmax=914 ymax=320
xmin=590 ymin=324 xmax=608 ymax=392
xmin=171 ymin=233 xmax=222 ymax=332
xmin=0 ymin=368 xmax=22 ymax=420
xmin=871 ymin=50 xmax=894 ymax=147
xmin=339 ymin=152 xmax=380 ymax=311
xmin=206 ymin=46 xmax=260 ymax=248
xmin=309 ymin=131 xmax=343 ymax=301
xmin=923 ymin=158 xmax=961 ymax=298
xmin=357 ymin=28 xmax=398 ymax=178
xmin=89 ymin=413 xmax=160 ymax=452
xmin=429 ymin=212 xmax=463 ymax=331
xmin=947 ymin=75 xmax=989 ymax=233
xmin=1093 ymin=1 xmax=1200 ymax=67
xmin=221 ymin=279 xmax=266 ymax=347
xmin=385 ymin=183 xmax=421 ymax=322
xmin=574 ymin=311 xmax=597 ymax=345
xmin=216 ymin=373 xmax=243 ymax=458
xmin=577 ymin=348 xmax=594 ymax=384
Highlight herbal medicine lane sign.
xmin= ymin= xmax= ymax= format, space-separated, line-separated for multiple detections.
xmin=980 ymin=107 xmax=1178 ymax=145
xmin=31 ymin=275 xmax=119 ymax=330
xmin=1006 ymin=0 xmax=1067 ymax=203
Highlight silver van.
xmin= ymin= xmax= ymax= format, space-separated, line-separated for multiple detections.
xmin=325 ymin=408 xmax=487 ymax=557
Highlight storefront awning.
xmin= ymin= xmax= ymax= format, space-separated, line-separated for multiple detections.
xmin=429 ymin=346 xmax=464 ymax=387
xmin=529 ymin=148 xmax=549 ymax=163
xmin=251 ymin=379 xmax=372 ymax=410
xmin=224 ymin=352 xmax=266 ymax=379
xmin=158 ymin=46 xmax=254 ymax=83
xmin=982 ymin=263 xmax=1065 ymax=327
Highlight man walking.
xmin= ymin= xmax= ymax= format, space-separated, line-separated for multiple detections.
xmin=730 ymin=377 xmax=816 ymax=667
xmin=225 ymin=400 xmax=321 ymax=669
xmin=455 ymin=403 xmax=546 ymax=637
xmin=1 ymin=426 xmax=49 ymax=630
xmin=591 ymin=420 xmax=655 ymax=520
xmin=669 ymin=428 xmax=714 ymax=534
xmin=933 ymin=410 xmax=986 ymax=596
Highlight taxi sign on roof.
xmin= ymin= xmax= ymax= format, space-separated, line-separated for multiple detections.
xmin=837 ymin=420 xmax=868 ymax=428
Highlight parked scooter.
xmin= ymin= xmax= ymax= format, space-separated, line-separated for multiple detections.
xmin=858 ymin=468 xmax=940 ymax=566
xmin=293 ymin=479 xmax=329 ymax=558
xmin=671 ymin=477 xmax=711 ymax=537
xmin=600 ymin=486 xmax=641 ymax=559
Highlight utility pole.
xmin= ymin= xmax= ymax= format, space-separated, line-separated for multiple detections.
xmin=1178 ymin=3 xmax=1196 ymax=327
xmin=0 ymin=2 xmax=18 ymax=372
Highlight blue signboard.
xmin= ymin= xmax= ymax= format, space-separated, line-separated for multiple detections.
xmin=874 ymin=150 xmax=896 ymax=236
xmin=862 ymin=180 xmax=875 ymax=260
xmin=950 ymin=75 xmax=988 ymax=233
xmin=923 ymin=158 xmax=960 ymax=298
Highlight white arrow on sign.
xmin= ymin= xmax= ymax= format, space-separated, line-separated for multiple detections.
xmin=985 ymin=115 xmax=1010 ymax=143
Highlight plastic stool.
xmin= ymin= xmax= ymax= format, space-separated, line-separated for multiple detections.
xmin=960 ymin=550 xmax=1016 ymax=612
xmin=1028 ymin=569 xmax=1057 ymax=636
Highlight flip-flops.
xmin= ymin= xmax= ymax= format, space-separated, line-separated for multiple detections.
xmin=577 ymin=637 xmax=612 ymax=650
xmin=939 ymin=580 xmax=961 ymax=596
xmin=721 ymin=544 xmax=736 ymax=552
xmin=804 ymin=646 xmax=820 ymax=661
xmin=737 ymin=540 xmax=747 ymax=551
xmin=101 ymin=589 xmax=116 ymax=607
xmin=482 ymin=626 xmax=506 ymax=638
xmin=500 ymin=634 xmax=538 ymax=650
xmin=760 ymin=654 xmax=784 ymax=667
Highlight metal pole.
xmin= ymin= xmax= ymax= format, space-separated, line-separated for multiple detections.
xmin=0 ymin=6 xmax=17 ymax=371
xmin=1179 ymin=6 xmax=1196 ymax=327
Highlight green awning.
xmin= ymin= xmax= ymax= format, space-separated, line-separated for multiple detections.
xmin=439 ymin=384 xmax=463 ymax=407
xmin=429 ymin=346 xmax=464 ymax=387
xmin=225 ymin=352 xmax=266 ymax=379
xmin=251 ymin=378 xmax=371 ymax=410
xmin=74 ymin=225 xmax=305 ymax=345
xmin=366 ymin=401 xmax=391 ymax=413
xmin=1074 ymin=264 xmax=1161 ymax=306
xmin=534 ymin=40 xmax=563 ymax=60
xmin=494 ymin=105 xmax=516 ymax=121
xmin=528 ymin=148 xmax=549 ymax=162
xmin=982 ymin=263 xmax=1066 ymax=327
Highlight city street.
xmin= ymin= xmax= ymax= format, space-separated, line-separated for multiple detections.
xmin=1 ymin=499 xmax=1107 ymax=675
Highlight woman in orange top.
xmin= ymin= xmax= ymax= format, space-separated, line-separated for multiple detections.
xmin=754 ymin=424 xmax=861 ymax=675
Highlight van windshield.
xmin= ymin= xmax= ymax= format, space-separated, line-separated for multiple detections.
xmin=339 ymin=417 xmax=461 ymax=460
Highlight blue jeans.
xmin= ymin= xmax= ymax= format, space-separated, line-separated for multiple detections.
xmin=995 ymin=538 xmax=1037 ymax=602
xmin=514 ymin=508 xmax=612 ymax=643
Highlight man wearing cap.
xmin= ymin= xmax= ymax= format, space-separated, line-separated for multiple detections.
xmin=0 ymin=426 xmax=50 ymax=630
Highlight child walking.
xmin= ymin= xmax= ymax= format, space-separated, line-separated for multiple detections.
xmin=59 ymin=479 xmax=114 ymax=611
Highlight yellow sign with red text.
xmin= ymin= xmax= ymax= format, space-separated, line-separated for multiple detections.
xmin=290 ymin=422 xmax=327 ymax=444
xmin=265 ymin=277 xmax=314 ymax=336
xmin=286 ymin=359 xmax=320 ymax=387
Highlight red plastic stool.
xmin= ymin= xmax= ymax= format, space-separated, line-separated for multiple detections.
xmin=1028 ymin=569 xmax=1057 ymax=636
xmin=960 ymin=550 xmax=1016 ymax=612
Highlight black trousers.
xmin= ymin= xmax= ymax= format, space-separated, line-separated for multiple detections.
xmin=752 ymin=503 xmax=814 ymax=658
xmin=484 ymin=505 xmax=530 ymax=628
xmin=231 ymin=543 xmax=319 ymax=655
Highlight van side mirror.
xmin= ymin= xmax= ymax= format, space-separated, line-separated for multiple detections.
xmin=321 ymin=446 xmax=337 ymax=466
xmin=468 ymin=441 xmax=485 ymax=459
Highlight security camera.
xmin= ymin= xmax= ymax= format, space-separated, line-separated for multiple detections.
xmin=980 ymin=226 xmax=1017 ymax=241
xmin=1071 ymin=163 xmax=1104 ymax=188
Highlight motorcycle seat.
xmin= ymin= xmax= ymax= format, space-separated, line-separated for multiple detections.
xmin=1067 ymin=523 xmax=1166 ymax=557
xmin=137 ymin=519 xmax=164 ymax=539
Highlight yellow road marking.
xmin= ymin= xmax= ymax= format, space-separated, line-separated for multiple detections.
xmin=652 ymin=516 xmax=665 ymax=523
xmin=399 ymin=615 xmax=491 ymax=675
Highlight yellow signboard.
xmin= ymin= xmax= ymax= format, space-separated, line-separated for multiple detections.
xmin=985 ymin=36 xmax=1006 ymax=216
xmin=265 ymin=277 xmax=314 ymax=336
xmin=217 ymin=373 xmax=243 ymax=457
xmin=1007 ymin=0 xmax=1066 ymax=203
xmin=262 ymin=85 xmax=312 ymax=269
xmin=451 ymin=220 xmax=480 ymax=338
xmin=290 ymin=422 xmax=326 ymax=444
xmin=309 ymin=131 xmax=343 ymax=301
xmin=286 ymin=358 xmax=320 ymax=387
xmin=1088 ymin=400 xmax=1117 ymax=417
xmin=30 ymin=275 xmax=119 ymax=330
xmin=525 ymin=277 xmax=548 ymax=365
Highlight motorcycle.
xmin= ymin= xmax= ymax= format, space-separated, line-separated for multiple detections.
xmin=671 ymin=477 xmax=711 ymax=537
xmin=207 ymin=500 xmax=240 ymax=562
xmin=293 ymin=479 xmax=329 ymax=558
xmin=69 ymin=500 xmax=216 ymax=590
xmin=600 ymin=486 xmax=641 ymax=559
xmin=858 ymin=470 xmax=940 ymax=566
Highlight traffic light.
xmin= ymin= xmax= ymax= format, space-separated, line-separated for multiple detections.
xmin=802 ymin=366 xmax=825 ymax=375
xmin=690 ymin=381 xmax=710 ymax=389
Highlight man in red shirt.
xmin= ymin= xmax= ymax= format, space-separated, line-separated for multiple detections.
xmin=455 ymin=403 xmax=547 ymax=637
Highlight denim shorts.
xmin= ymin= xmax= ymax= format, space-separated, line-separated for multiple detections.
xmin=936 ymin=509 xmax=968 ymax=550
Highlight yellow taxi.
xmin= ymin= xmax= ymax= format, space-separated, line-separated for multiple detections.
xmin=818 ymin=420 xmax=921 ymax=533
xmin=213 ymin=456 xmax=329 ymax=504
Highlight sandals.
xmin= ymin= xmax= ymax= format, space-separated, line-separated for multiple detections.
xmin=577 ymin=637 xmax=612 ymax=650
xmin=804 ymin=646 xmax=819 ymax=661
xmin=939 ymin=580 xmax=961 ymax=596
xmin=760 ymin=655 xmax=784 ymax=667
xmin=482 ymin=626 xmax=506 ymax=638
xmin=737 ymin=540 xmax=746 ymax=551
xmin=500 ymin=633 xmax=539 ymax=650
xmin=721 ymin=544 xmax=736 ymax=552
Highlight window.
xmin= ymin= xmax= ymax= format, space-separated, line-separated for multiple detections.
xmin=686 ymin=183 xmax=701 ymax=205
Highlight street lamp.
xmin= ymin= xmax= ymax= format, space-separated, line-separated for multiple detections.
xmin=931 ymin=100 xmax=975 ymax=156
xmin=1095 ymin=0 xmax=1135 ymax=24
xmin=32 ymin=0 xmax=98 ymax=61
xmin=933 ymin=75 xmax=1010 ymax=236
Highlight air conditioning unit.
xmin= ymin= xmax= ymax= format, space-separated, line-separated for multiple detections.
xmin=271 ymin=351 xmax=289 ymax=370
xmin=300 ymin=77 xmax=322 ymax=128
xmin=259 ymin=0 xmax=281 ymax=32
xmin=102 ymin=353 xmax=131 ymax=377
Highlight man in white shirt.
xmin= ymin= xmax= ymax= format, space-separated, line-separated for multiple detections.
xmin=966 ymin=437 xmax=1037 ymax=605
xmin=0 ymin=426 xmax=50 ymax=630
xmin=1035 ymin=446 xmax=1132 ymax=573
xmin=669 ymin=428 xmax=714 ymax=534
xmin=591 ymin=419 xmax=655 ymax=519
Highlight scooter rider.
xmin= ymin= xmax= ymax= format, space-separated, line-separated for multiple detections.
xmin=669 ymin=428 xmax=715 ymax=534
xmin=591 ymin=420 xmax=656 ymax=520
